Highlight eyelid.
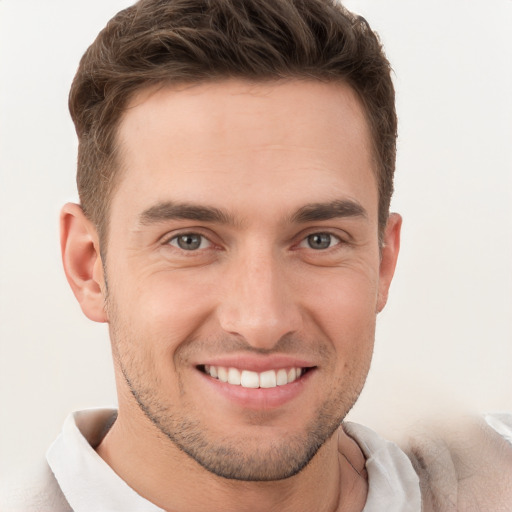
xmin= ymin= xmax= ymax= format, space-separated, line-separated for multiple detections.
xmin=292 ymin=227 xmax=349 ymax=246
xmin=296 ymin=231 xmax=342 ymax=249
xmin=168 ymin=233 xmax=212 ymax=250
xmin=160 ymin=228 xmax=218 ymax=249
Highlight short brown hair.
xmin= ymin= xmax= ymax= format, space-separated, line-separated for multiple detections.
xmin=69 ymin=0 xmax=396 ymax=243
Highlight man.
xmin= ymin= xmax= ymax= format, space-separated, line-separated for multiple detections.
xmin=1 ymin=0 xmax=511 ymax=510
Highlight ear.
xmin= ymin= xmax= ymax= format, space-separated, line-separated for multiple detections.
xmin=60 ymin=203 xmax=108 ymax=322
xmin=377 ymin=213 xmax=402 ymax=313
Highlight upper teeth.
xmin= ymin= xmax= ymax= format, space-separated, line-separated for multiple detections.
xmin=204 ymin=365 xmax=303 ymax=388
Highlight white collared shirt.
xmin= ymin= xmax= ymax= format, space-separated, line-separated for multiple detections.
xmin=45 ymin=408 xmax=424 ymax=511
xmin=1 ymin=409 xmax=509 ymax=511
xmin=47 ymin=409 xmax=164 ymax=512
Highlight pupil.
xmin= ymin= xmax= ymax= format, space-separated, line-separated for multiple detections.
xmin=308 ymin=233 xmax=331 ymax=250
xmin=178 ymin=234 xmax=201 ymax=250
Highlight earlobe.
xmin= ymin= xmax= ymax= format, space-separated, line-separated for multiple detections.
xmin=60 ymin=203 xmax=108 ymax=323
xmin=377 ymin=213 xmax=402 ymax=313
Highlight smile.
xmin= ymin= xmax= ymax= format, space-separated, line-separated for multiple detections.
xmin=200 ymin=365 xmax=309 ymax=389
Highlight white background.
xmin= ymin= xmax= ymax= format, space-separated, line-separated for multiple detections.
xmin=0 ymin=0 xmax=511 ymax=478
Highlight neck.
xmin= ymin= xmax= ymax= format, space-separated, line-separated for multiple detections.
xmin=96 ymin=407 xmax=367 ymax=512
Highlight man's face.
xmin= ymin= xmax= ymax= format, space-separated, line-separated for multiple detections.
xmin=103 ymin=80 xmax=398 ymax=481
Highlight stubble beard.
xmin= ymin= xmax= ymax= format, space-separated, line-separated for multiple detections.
xmin=108 ymin=303 xmax=372 ymax=482
xmin=121 ymin=366 xmax=363 ymax=481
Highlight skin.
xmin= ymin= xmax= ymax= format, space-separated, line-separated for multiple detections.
xmin=61 ymin=79 xmax=401 ymax=512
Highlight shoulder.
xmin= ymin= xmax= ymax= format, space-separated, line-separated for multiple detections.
xmin=403 ymin=413 xmax=512 ymax=511
xmin=0 ymin=459 xmax=71 ymax=512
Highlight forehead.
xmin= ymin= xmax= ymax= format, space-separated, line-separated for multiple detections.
xmin=113 ymin=79 xmax=377 ymax=223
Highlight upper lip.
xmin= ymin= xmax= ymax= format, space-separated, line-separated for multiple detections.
xmin=195 ymin=354 xmax=316 ymax=373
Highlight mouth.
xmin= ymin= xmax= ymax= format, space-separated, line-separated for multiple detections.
xmin=197 ymin=365 xmax=314 ymax=389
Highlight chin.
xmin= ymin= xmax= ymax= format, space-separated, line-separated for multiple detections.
xmin=132 ymin=385 xmax=353 ymax=482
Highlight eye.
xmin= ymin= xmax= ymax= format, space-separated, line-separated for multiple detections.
xmin=168 ymin=233 xmax=211 ymax=251
xmin=301 ymin=232 xmax=340 ymax=250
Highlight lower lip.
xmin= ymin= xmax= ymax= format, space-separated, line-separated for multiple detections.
xmin=197 ymin=369 xmax=315 ymax=410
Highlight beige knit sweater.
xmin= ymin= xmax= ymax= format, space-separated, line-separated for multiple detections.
xmin=405 ymin=415 xmax=512 ymax=511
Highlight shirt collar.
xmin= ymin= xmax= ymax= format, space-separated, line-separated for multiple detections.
xmin=47 ymin=408 xmax=164 ymax=512
xmin=344 ymin=422 xmax=422 ymax=512
xmin=47 ymin=408 xmax=421 ymax=512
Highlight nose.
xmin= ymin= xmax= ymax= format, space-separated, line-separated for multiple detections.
xmin=216 ymin=246 xmax=302 ymax=350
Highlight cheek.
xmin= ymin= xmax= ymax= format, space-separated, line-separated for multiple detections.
xmin=108 ymin=252 xmax=380 ymax=362
xmin=304 ymin=268 xmax=379 ymax=357
xmin=111 ymin=269 xmax=217 ymax=351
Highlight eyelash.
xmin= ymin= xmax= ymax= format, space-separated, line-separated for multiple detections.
xmin=297 ymin=232 xmax=343 ymax=251
xmin=166 ymin=232 xmax=213 ymax=252
xmin=163 ymin=230 xmax=346 ymax=253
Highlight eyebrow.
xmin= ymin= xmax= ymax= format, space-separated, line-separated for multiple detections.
xmin=291 ymin=199 xmax=367 ymax=223
xmin=138 ymin=198 xmax=367 ymax=227
xmin=138 ymin=201 xmax=234 ymax=226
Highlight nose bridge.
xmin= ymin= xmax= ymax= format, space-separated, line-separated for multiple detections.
xmin=217 ymin=242 xmax=300 ymax=348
